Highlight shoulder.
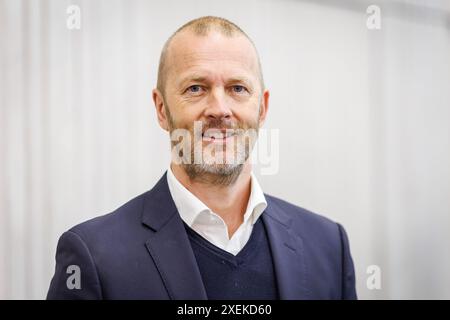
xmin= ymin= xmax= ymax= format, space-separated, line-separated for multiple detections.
xmin=265 ymin=194 xmax=337 ymax=227
xmin=66 ymin=190 xmax=151 ymax=244
xmin=264 ymin=194 xmax=344 ymax=243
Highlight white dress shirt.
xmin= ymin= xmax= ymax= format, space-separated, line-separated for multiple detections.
xmin=166 ymin=166 xmax=268 ymax=256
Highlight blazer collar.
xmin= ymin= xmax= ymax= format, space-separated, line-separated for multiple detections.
xmin=142 ymin=171 xmax=208 ymax=299
xmin=141 ymin=171 xmax=178 ymax=231
xmin=262 ymin=198 xmax=310 ymax=299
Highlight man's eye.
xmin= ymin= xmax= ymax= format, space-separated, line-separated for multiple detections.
xmin=186 ymin=85 xmax=203 ymax=94
xmin=231 ymin=85 xmax=247 ymax=93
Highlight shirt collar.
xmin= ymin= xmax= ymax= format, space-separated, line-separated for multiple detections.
xmin=166 ymin=165 xmax=267 ymax=228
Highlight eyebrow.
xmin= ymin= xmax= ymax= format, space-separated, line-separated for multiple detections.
xmin=227 ymin=76 xmax=253 ymax=86
xmin=181 ymin=76 xmax=207 ymax=84
xmin=177 ymin=75 xmax=207 ymax=89
xmin=177 ymin=74 xmax=253 ymax=88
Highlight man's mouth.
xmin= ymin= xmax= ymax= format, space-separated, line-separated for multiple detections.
xmin=202 ymin=129 xmax=237 ymax=142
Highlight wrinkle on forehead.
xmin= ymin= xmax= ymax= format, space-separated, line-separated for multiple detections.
xmin=174 ymin=53 xmax=257 ymax=78
xmin=180 ymin=51 xmax=255 ymax=67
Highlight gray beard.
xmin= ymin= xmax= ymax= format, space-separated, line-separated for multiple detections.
xmin=182 ymin=163 xmax=244 ymax=186
xmin=164 ymin=103 xmax=258 ymax=187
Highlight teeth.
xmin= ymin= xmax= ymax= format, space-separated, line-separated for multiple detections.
xmin=203 ymin=130 xmax=235 ymax=139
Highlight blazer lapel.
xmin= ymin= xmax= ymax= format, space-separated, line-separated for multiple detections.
xmin=262 ymin=198 xmax=310 ymax=300
xmin=142 ymin=172 xmax=207 ymax=300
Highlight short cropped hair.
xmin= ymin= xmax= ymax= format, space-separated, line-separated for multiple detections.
xmin=156 ymin=16 xmax=265 ymax=97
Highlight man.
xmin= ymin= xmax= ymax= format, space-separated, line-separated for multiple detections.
xmin=47 ymin=16 xmax=357 ymax=300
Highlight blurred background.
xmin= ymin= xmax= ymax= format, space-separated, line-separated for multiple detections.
xmin=1 ymin=0 xmax=449 ymax=299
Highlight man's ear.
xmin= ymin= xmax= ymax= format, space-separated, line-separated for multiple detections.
xmin=258 ymin=89 xmax=269 ymax=128
xmin=152 ymin=88 xmax=170 ymax=131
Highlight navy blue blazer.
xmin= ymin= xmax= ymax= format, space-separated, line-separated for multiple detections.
xmin=47 ymin=172 xmax=357 ymax=300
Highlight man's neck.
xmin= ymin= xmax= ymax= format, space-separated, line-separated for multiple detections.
xmin=170 ymin=162 xmax=252 ymax=238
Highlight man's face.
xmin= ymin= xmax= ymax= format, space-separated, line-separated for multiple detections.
xmin=153 ymin=30 xmax=269 ymax=184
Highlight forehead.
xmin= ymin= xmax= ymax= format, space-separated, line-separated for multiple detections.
xmin=166 ymin=31 xmax=259 ymax=83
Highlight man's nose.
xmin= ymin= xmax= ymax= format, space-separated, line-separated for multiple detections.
xmin=204 ymin=88 xmax=232 ymax=120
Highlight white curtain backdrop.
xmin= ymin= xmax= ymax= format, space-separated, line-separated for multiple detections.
xmin=1 ymin=0 xmax=449 ymax=299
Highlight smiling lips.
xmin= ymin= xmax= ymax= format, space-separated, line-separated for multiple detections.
xmin=202 ymin=129 xmax=237 ymax=143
